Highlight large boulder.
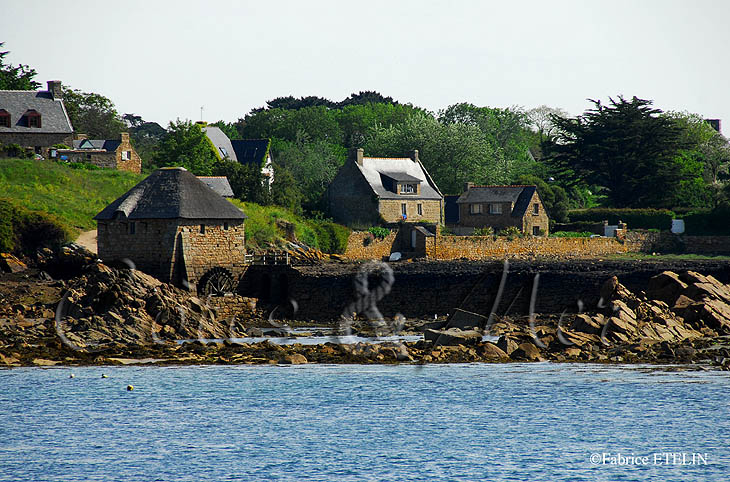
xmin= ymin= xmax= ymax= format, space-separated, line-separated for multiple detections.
xmin=646 ymin=271 xmax=687 ymax=305
xmin=424 ymin=328 xmax=483 ymax=347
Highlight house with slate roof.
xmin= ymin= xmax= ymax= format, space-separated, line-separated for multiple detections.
xmin=0 ymin=80 xmax=73 ymax=157
xmin=201 ymin=124 xmax=274 ymax=188
xmin=94 ymin=167 xmax=247 ymax=295
xmin=327 ymin=148 xmax=443 ymax=228
xmin=197 ymin=176 xmax=234 ymax=197
xmin=455 ymin=183 xmax=549 ymax=236
xmin=54 ymin=132 xmax=141 ymax=173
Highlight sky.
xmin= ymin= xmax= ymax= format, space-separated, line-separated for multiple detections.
xmin=3 ymin=0 xmax=729 ymax=130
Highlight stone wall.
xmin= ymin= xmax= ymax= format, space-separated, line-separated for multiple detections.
xmin=97 ymin=218 xmax=247 ymax=292
xmin=178 ymin=220 xmax=247 ymax=290
xmin=378 ymin=199 xmax=441 ymax=224
xmin=0 ymin=132 xmax=73 ymax=157
xmin=344 ymin=230 xmax=398 ymax=260
xmin=205 ymin=295 xmax=258 ymax=322
xmin=327 ymin=160 xmax=380 ymax=228
xmin=57 ymin=133 xmax=142 ymax=173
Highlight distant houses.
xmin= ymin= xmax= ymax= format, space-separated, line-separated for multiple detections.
xmin=201 ymin=124 xmax=274 ymax=187
xmin=454 ymin=183 xmax=549 ymax=235
xmin=94 ymin=167 xmax=247 ymax=295
xmin=327 ymin=148 xmax=443 ymax=228
xmin=53 ymin=133 xmax=142 ymax=173
xmin=0 ymin=80 xmax=73 ymax=157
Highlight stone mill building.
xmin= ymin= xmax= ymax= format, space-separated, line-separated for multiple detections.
xmin=94 ymin=167 xmax=247 ymax=294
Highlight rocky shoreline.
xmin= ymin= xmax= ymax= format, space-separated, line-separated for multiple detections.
xmin=1 ymin=246 xmax=730 ymax=369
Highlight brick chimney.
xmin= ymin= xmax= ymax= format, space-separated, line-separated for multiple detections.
xmin=349 ymin=147 xmax=364 ymax=166
xmin=408 ymin=149 xmax=419 ymax=162
xmin=75 ymin=133 xmax=88 ymax=141
xmin=464 ymin=182 xmax=474 ymax=192
xmin=47 ymin=80 xmax=63 ymax=100
xmin=121 ymin=132 xmax=130 ymax=143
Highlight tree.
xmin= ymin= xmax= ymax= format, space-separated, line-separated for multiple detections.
xmin=515 ymin=175 xmax=569 ymax=222
xmin=212 ymin=158 xmax=270 ymax=204
xmin=154 ymin=120 xmax=217 ymax=175
xmin=270 ymin=164 xmax=303 ymax=214
xmin=0 ymin=43 xmax=39 ymax=90
xmin=124 ymin=113 xmax=166 ymax=172
xmin=526 ymin=105 xmax=570 ymax=144
xmin=63 ymin=87 xmax=125 ymax=138
xmin=548 ymin=96 xmax=691 ymax=208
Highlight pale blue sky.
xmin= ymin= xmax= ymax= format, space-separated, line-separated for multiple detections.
xmin=3 ymin=0 xmax=728 ymax=130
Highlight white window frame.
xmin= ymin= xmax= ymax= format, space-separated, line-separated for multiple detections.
xmin=489 ymin=203 xmax=502 ymax=215
xmin=400 ymin=183 xmax=416 ymax=194
xmin=470 ymin=204 xmax=483 ymax=215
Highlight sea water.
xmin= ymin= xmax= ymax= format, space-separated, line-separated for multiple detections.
xmin=0 ymin=363 xmax=728 ymax=481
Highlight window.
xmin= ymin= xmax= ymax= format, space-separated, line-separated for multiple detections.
xmin=400 ymin=183 xmax=416 ymax=194
xmin=224 ymin=222 xmax=229 ymax=231
xmin=200 ymin=224 xmax=206 ymax=234
xmin=129 ymin=222 xmax=136 ymax=235
xmin=401 ymin=203 xmax=407 ymax=219
xmin=533 ymin=203 xmax=539 ymax=215
xmin=0 ymin=110 xmax=10 ymax=128
xmin=533 ymin=226 xmax=541 ymax=236
xmin=417 ymin=203 xmax=423 ymax=216
xmin=121 ymin=150 xmax=129 ymax=161
xmin=26 ymin=110 xmax=41 ymax=128
xmin=470 ymin=204 xmax=483 ymax=215
xmin=489 ymin=203 xmax=502 ymax=215
xmin=86 ymin=154 xmax=91 ymax=160
xmin=219 ymin=147 xmax=228 ymax=158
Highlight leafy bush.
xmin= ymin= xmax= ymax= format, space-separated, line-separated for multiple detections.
xmin=569 ymin=208 xmax=675 ymax=230
xmin=1 ymin=144 xmax=33 ymax=159
xmin=550 ymin=231 xmax=593 ymax=238
xmin=367 ymin=226 xmax=390 ymax=239
xmin=472 ymin=226 xmax=494 ymax=236
xmin=65 ymin=161 xmax=101 ymax=170
xmin=683 ymin=205 xmax=730 ymax=235
xmin=0 ymin=199 xmax=71 ymax=254
xmin=498 ymin=226 xmax=522 ymax=240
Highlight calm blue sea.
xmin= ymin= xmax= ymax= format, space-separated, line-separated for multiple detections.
xmin=0 ymin=363 xmax=728 ymax=482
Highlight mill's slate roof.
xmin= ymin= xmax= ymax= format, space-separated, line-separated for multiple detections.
xmin=197 ymin=176 xmax=234 ymax=198
xmin=0 ymin=89 xmax=73 ymax=134
xmin=203 ymin=126 xmax=237 ymax=161
xmin=72 ymin=139 xmax=122 ymax=151
xmin=94 ymin=167 xmax=247 ymax=220
xmin=379 ymin=171 xmax=421 ymax=182
xmin=456 ymin=185 xmax=537 ymax=217
xmin=231 ymin=139 xmax=270 ymax=167
xmin=357 ymin=157 xmax=442 ymax=200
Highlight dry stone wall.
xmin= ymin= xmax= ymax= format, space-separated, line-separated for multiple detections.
xmin=179 ymin=220 xmax=246 ymax=289
xmin=345 ymin=230 xmax=398 ymax=260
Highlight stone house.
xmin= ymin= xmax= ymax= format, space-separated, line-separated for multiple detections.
xmin=202 ymin=124 xmax=274 ymax=187
xmin=54 ymin=133 xmax=141 ymax=173
xmin=94 ymin=167 xmax=248 ymax=295
xmin=0 ymin=80 xmax=73 ymax=157
xmin=327 ymin=148 xmax=443 ymax=228
xmin=455 ymin=184 xmax=549 ymax=235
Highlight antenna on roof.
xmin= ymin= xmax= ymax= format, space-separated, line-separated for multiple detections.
xmin=200 ymin=106 xmax=204 ymax=121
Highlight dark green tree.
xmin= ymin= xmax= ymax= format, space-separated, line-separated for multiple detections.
xmin=154 ymin=120 xmax=217 ymax=175
xmin=270 ymin=164 xmax=303 ymax=214
xmin=0 ymin=43 xmax=39 ymax=90
xmin=212 ymin=158 xmax=270 ymax=204
xmin=63 ymin=87 xmax=125 ymax=138
xmin=548 ymin=96 xmax=690 ymax=208
xmin=124 ymin=113 xmax=166 ymax=172
xmin=515 ymin=175 xmax=570 ymax=222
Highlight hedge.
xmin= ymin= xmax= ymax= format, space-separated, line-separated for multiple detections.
xmin=682 ymin=206 xmax=730 ymax=235
xmin=568 ymin=208 xmax=675 ymax=230
xmin=0 ymin=199 xmax=71 ymax=254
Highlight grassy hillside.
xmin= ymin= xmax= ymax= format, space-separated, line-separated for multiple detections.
xmin=0 ymin=158 xmax=144 ymax=234
xmin=0 ymin=158 xmax=350 ymax=253
xmin=231 ymin=200 xmax=350 ymax=253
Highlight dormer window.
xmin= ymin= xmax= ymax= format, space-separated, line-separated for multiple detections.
xmin=0 ymin=110 xmax=10 ymax=128
xmin=400 ymin=183 xmax=416 ymax=194
xmin=26 ymin=110 xmax=41 ymax=128
xmin=219 ymin=147 xmax=228 ymax=158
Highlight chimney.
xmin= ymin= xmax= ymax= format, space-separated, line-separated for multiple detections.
xmin=408 ymin=149 xmax=419 ymax=162
xmin=195 ymin=120 xmax=208 ymax=128
xmin=349 ymin=147 xmax=364 ymax=166
xmin=121 ymin=132 xmax=130 ymax=143
xmin=47 ymin=80 xmax=63 ymax=100
xmin=75 ymin=133 xmax=88 ymax=141
xmin=464 ymin=182 xmax=474 ymax=192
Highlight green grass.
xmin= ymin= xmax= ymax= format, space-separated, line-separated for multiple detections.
xmin=550 ymin=231 xmax=594 ymax=238
xmin=0 ymin=158 xmax=143 ymax=235
xmin=230 ymin=200 xmax=350 ymax=253
xmin=606 ymin=252 xmax=730 ymax=261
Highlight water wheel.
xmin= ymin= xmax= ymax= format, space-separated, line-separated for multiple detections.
xmin=198 ymin=267 xmax=235 ymax=296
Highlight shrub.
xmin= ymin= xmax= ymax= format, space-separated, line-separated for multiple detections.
xmin=0 ymin=199 xmax=71 ymax=254
xmin=367 ymin=226 xmax=390 ymax=239
xmin=569 ymin=208 xmax=674 ymax=230
xmin=498 ymin=226 xmax=522 ymax=240
xmin=550 ymin=231 xmax=593 ymax=238
xmin=473 ymin=226 xmax=494 ymax=236
xmin=66 ymin=161 xmax=101 ymax=170
xmin=683 ymin=205 xmax=730 ymax=235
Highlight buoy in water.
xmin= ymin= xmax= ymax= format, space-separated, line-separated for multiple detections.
xmin=126 ymin=385 xmax=134 ymax=391
xmin=69 ymin=373 xmax=75 ymax=379
xmin=101 ymin=374 xmax=108 ymax=378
